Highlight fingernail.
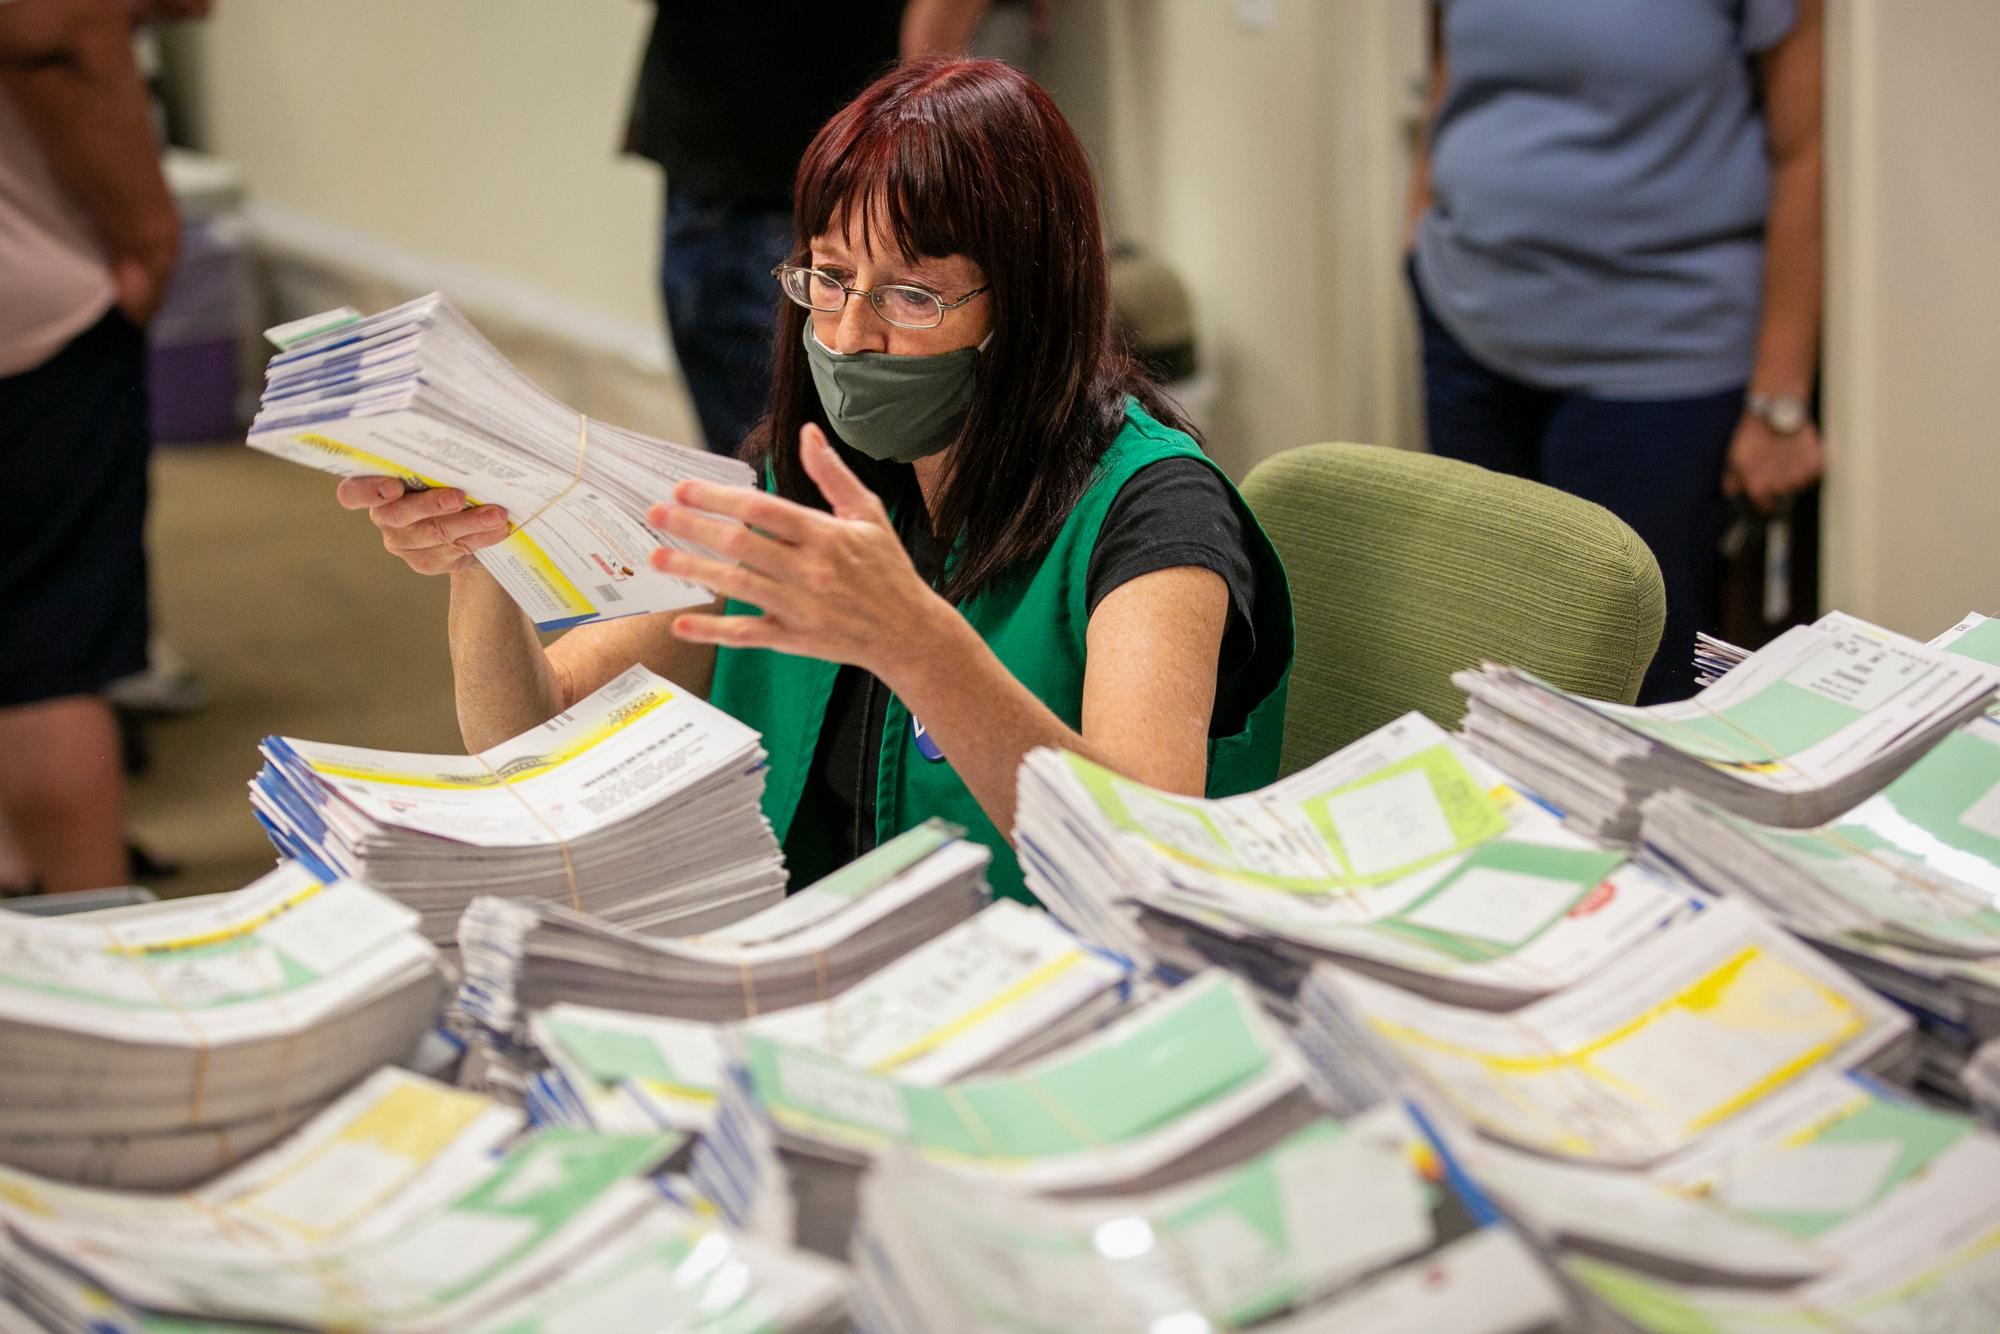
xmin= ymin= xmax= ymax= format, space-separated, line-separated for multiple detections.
xmin=649 ymin=548 xmax=672 ymax=572
xmin=647 ymin=502 xmax=671 ymax=526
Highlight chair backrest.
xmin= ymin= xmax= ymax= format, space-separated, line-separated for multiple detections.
xmin=1242 ymin=442 xmax=1664 ymax=775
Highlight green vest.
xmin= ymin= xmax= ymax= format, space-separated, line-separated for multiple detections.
xmin=709 ymin=400 xmax=1293 ymax=903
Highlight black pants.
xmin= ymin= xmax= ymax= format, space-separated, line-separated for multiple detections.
xmin=0 ymin=308 xmax=150 ymax=707
xmin=1412 ymin=277 xmax=1740 ymax=704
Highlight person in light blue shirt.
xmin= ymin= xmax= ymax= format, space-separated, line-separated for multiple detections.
xmin=1408 ymin=0 xmax=1824 ymax=701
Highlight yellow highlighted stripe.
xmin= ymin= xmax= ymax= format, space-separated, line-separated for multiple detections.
xmin=305 ymin=686 xmax=676 ymax=790
xmin=105 ymin=881 xmax=325 ymax=956
xmin=866 ymin=950 xmax=1088 ymax=1074
xmin=297 ymin=431 xmax=591 ymax=618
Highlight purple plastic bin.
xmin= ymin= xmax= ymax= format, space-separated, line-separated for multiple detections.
xmin=148 ymin=336 xmax=239 ymax=445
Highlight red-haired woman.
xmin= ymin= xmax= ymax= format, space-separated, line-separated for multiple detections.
xmin=339 ymin=60 xmax=1293 ymax=903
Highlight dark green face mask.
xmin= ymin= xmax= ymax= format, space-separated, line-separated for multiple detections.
xmin=804 ymin=324 xmax=983 ymax=464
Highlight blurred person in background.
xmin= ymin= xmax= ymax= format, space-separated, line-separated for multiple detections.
xmin=626 ymin=0 xmax=991 ymax=457
xmin=1407 ymin=0 xmax=1824 ymax=702
xmin=0 ymin=0 xmax=198 ymax=893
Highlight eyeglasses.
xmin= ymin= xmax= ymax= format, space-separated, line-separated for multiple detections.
xmin=773 ymin=264 xmax=990 ymax=331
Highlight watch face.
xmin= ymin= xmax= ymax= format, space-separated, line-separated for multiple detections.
xmin=1768 ymin=397 xmax=1807 ymax=434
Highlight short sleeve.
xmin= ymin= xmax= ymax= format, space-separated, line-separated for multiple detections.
xmin=1738 ymin=0 xmax=1799 ymax=54
xmin=1086 ymin=458 xmax=1265 ymax=736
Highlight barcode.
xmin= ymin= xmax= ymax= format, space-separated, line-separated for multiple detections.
xmin=594 ymin=584 xmax=623 ymax=603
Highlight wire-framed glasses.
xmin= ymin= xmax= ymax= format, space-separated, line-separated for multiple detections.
xmin=773 ymin=264 xmax=989 ymax=331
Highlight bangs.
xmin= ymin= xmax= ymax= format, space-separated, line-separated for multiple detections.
xmin=794 ymin=68 xmax=1013 ymax=266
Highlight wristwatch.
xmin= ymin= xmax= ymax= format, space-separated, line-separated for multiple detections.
xmin=1747 ymin=392 xmax=1810 ymax=435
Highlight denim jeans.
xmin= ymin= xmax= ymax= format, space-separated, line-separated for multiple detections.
xmin=660 ymin=187 xmax=795 ymax=456
xmin=1411 ymin=264 xmax=1742 ymax=704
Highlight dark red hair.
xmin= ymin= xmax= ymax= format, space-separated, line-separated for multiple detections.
xmin=744 ymin=58 xmax=1196 ymax=603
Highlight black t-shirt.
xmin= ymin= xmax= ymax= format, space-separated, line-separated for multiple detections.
xmin=782 ymin=458 xmax=1264 ymax=888
xmin=625 ymin=3 xmax=903 ymax=209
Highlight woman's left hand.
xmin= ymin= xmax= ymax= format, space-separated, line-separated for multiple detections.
xmin=1723 ymin=414 xmax=1825 ymax=513
xmin=647 ymin=423 xmax=949 ymax=679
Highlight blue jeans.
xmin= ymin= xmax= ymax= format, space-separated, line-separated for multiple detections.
xmin=660 ymin=188 xmax=795 ymax=455
xmin=1412 ymin=268 xmax=1740 ymax=704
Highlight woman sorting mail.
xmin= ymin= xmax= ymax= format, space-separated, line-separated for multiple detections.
xmin=334 ymin=59 xmax=1293 ymax=904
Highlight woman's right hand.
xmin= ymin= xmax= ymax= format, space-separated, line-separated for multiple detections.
xmin=334 ymin=476 xmax=512 ymax=575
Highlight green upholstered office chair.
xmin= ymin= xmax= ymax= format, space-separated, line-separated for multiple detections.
xmin=1241 ymin=443 xmax=1665 ymax=776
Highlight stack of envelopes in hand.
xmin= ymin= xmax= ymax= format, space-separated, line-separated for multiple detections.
xmin=455 ymin=819 xmax=993 ymax=1043
xmin=855 ymin=1105 xmax=1570 ymax=1334
xmin=1454 ymin=611 xmax=2000 ymax=843
xmin=522 ymin=897 xmax=1132 ymax=1134
xmin=0 ymin=863 xmax=444 ymax=1189
xmin=253 ymin=664 xmax=786 ymax=946
xmin=1641 ymin=716 xmax=2000 ymax=1098
xmin=693 ymin=971 xmax=1322 ymax=1259
xmin=247 ymin=292 xmax=750 ymax=632
xmin=1018 ymin=713 xmax=1693 ymax=1009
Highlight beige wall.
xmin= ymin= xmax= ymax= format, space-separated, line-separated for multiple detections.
xmin=1039 ymin=0 xmax=1426 ymax=477
xmin=182 ymin=0 xmax=661 ymax=329
xmin=1823 ymin=0 xmax=2000 ymax=634
xmin=178 ymin=0 xmax=1425 ymax=479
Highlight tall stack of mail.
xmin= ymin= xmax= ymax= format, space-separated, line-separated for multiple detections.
xmin=1699 ymin=608 xmax=2000 ymax=691
xmin=247 ymin=293 xmax=750 ymax=632
xmin=455 ymin=819 xmax=993 ymax=1046
xmin=1516 ymin=1071 xmax=2000 ymax=1331
xmin=1017 ymin=713 xmax=1694 ymax=1010
xmin=0 ymin=864 xmax=444 ymax=1188
xmin=853 ymin=1108 xmax=1570 ymax=1334
xmin=694 ymin=972 xmax=1321 ymax=1259
xmin=1641 ymin=716 xmax=2000 ymax=1099
xmin=254 ymin=665 xmax=785 ymax=945
xmin=522 ymin=898 xmax=1131 ymax=1135
xmin=1 ymin=1066 xmax=845 ymax=1332
xmin=1297 ymin=900 xmax=1911 ymax=1167
xmin=1455 ymin=612 xmax=2000 ymax=842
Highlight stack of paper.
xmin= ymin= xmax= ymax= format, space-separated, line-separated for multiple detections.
xmin=1699 ymin=608 xmax=2000 ymax=693
xmin=254 ymin=664 xmax=786 ymax=945
xmin=1466 ymin=1072 xmax=2000 ymax=1331
xmin=1018 ymin=715 xmax=1535 ymax=973
xmin=465 ymin=1204 xmax=850 ymax=1334
xmin=854 ymin=1106 xmax=1565 ymax=1334
xmin=9 ymin=1123 xmax=692 ymax=1332
xmin=1227 ymin=1230 xmax=1569 ymax=1334
xmin=694 ymin=971 xmax=1320 ymax=1259
xmin=0 ymin=1068 xmax=520 ymax=1325
xmin=248 ymin=293 xmax=749 ymax=632
xmin=1455 ymin=612 xmax=2000 ymax=842
xmin=457 ymin=819 xmax=992 ymax=1042
xmin=1559 ymin=1082 xmax=2000 ymax=1331
xmin=1967 ymin=1035 xmax=2000 ymax=1120
xmin=1298 ymin=900 xmax=1911 ymax=1167
xmin=32 ymin=1075 xmax=512 ymax=1248
xmin=524 ymin=899 xmax=1131 ymax=1133
xmin=0 ymin=863 xmax=444 ymax=1188
xmin=1642 ymin=719 xmax=2000 ymax=1066
xmin=1022 ymin=714 xmax=1692 ymax=1008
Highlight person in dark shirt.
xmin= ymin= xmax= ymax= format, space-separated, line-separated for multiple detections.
xmin=341 ymin=60 xmax=1293 ymax=903
xmin=624 ymin=1 xmax=991 ymax=456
